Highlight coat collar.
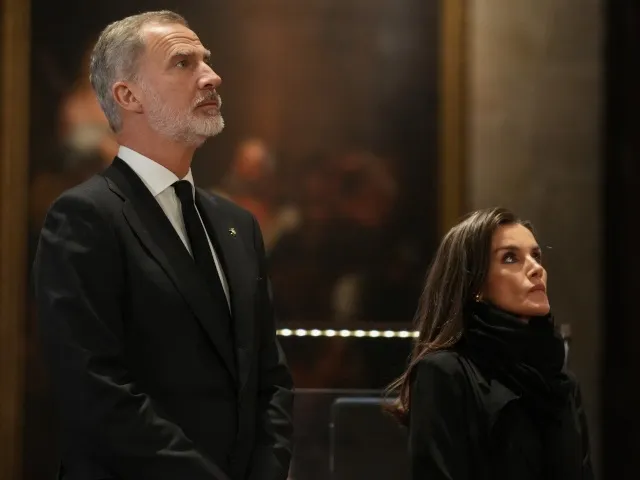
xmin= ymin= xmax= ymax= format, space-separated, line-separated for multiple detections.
xmin=117 ymin=145 xmax=195 ymax=198
xmin=457 ymin=352 xmax=521 ymax=430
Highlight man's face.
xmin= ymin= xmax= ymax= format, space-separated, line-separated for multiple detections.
xmin=135 ymin=22 xmax=224 ymax=146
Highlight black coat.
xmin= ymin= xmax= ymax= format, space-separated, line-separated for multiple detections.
xmin=33 ymin=158 xmax=294 ymax=480
xmin=409 ymin=350 xmax=593 ymax=480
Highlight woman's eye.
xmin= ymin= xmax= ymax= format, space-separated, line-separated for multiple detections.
xmin=502 ymin=252 xmax=516 ymax=263
xmin=532 ymin=251 xmax=543 ymax=263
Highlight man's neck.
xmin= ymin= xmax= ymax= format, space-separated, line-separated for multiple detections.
xmin=117 ymin=132 xmax=199 ymax=179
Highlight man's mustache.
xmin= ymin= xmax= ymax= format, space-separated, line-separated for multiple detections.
xmin=194 ymin=91 xmax=221 ymax=108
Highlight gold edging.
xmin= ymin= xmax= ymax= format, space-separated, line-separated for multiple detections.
xmin=0 ymin=0 xmax=31 ymax=477
xmin=439 ymin=0 xmax=467 ymax=234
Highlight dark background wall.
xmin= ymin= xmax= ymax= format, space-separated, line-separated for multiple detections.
xmin=467 ymin=0 xmax=603 ymax=471
xmin=603 ymin=0 xmax=640 ymax=477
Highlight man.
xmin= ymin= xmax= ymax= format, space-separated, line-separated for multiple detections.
xmin=33 ymin=11 xmax=293 ymax=480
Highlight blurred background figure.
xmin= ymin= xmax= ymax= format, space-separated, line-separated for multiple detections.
xmin=214 ymin=138 xmax=299 ymax=252
xmin=29 ymin=42 xmax=117 ymax=234
xmin=327 ymin=150 xmax=401 ymax=322
xmin=57 ymin=43 xmax=118 ymax=177
xmin=268 ymin=153 xmax=341 ymax=323
xmin=269 ymin=148 xmax=422 ymax=324
xmin=332 ymin=150 xmax=397 ymax=230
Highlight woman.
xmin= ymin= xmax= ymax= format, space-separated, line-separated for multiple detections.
xmin=388 ymin=207 xmax=593 ymax=479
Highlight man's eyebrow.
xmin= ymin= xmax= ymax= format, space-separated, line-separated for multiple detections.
xmin=170 ymin=48 xmax=211 ymax=59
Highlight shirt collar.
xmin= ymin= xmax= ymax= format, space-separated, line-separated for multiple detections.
xmin=117 ymin=145 xmax=195 ymax=198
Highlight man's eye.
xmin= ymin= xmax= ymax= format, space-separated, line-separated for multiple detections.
xmin=176 ymin=60 xmax=187 ymax=68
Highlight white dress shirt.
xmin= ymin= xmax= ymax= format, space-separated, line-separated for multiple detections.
xmin=118 ymin=145 xmax=231 ymax=310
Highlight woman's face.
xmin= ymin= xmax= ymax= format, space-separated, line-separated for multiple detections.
xmin=480 ymin=223 xmax=550 ymax=319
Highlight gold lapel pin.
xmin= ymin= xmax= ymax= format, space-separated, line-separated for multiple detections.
xmin=229 ymin=227 xmax=237 ymax=236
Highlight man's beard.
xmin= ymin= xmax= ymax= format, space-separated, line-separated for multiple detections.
xmin=142 ymin=84 xmax=225 ymax=146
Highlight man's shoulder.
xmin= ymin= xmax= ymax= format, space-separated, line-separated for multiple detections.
xmin=49 ymin=173 xmax=115 ymax=214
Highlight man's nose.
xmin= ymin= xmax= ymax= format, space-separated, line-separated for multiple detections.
xmin=198 ymin=64 xmax=222 ymax=90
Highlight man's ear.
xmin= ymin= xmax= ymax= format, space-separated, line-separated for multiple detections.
xmin=112 ymin=81 xmax=143 ymax=113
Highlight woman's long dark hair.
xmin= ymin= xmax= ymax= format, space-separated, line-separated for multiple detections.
xmin=386 ymin=207 xmax=533 ymax=425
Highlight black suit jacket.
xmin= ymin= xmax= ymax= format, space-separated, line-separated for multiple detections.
xmin=33 ymin=158 xmax=294 ymax=480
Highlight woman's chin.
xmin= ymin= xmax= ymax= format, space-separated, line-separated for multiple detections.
xmin=522 ymin=300 xmax=551 ymax=318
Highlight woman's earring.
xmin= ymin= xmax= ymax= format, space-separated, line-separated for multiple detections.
xmin=474 ymin=294 xmax=481 ymax=302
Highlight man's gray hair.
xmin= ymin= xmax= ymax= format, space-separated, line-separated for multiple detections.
xmin=89 ymin=10 xmax=187 ymax=132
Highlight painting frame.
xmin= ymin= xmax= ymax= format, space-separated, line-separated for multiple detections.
xmin=0 ymin=0 xmax=31 ymax=477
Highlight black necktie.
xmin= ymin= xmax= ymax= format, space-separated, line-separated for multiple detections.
xmin=173 ymin=180 xmax=230 ymax=315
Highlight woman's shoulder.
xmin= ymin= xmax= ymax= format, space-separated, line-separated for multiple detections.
xmin=563 ymin=369 xmax=583 ymax=397
xmin=413 ymin=349 xmax=469 ymax=381
xmin=410 ymin=350 xmax=478 ymax=406
xmin=563 ymin=369 xmax=579 ymax=384
xmin=412 ymin=348 xmax=490 ymax=392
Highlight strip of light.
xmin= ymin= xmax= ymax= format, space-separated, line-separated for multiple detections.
xmin=277 ymin=328 xmax=419 ymax=338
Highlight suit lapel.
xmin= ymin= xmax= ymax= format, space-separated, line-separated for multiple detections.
xmin=196 ymin=190 xmax=255 ymax=394
xmin=102 ymin=158 xmax=237 ymax=380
